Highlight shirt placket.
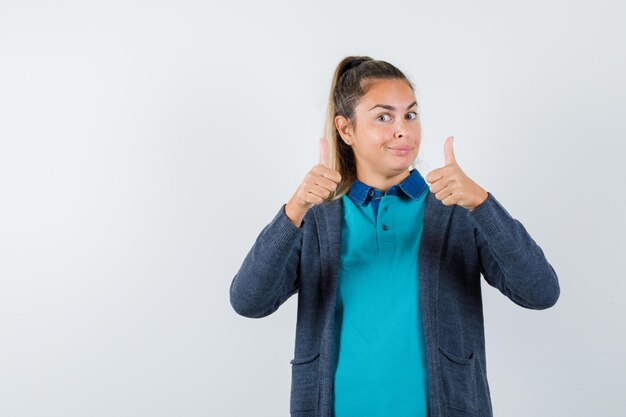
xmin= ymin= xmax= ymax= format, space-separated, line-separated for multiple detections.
xmin=369 ymin=188 xmax=396 ymax=252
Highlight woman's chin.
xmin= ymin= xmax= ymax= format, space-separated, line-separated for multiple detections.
xmin=387 ymin=158 xmax=413 ymax=171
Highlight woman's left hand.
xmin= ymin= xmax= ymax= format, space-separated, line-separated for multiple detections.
xmin=425 ymin=136 xmax=489 ymax=212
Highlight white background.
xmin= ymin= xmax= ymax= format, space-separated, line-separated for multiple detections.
xmin=1 ymin=0 xmax=624 ymax=416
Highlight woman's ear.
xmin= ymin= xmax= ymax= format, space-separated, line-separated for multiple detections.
xmin=335 ymin=115 xmax=354 ymax=145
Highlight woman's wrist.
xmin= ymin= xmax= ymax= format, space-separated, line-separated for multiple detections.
xmin=285 ymin=199 xmax=308 ymax=228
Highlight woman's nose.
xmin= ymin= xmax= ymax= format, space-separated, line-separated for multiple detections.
xmin=394 ymin=120 xmax=408 ymax=138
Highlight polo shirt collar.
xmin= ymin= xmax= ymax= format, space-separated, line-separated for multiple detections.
xmin=346 ymin=168 xmax=428 ymax=206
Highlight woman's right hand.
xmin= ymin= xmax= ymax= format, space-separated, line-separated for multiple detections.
xmin=285 ymin=138 xmax=342 ymax=227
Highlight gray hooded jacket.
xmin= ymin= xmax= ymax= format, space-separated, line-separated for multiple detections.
xmin=229 ymin=191 xmax=560 ymax=417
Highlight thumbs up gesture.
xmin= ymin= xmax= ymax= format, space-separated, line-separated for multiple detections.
xmin=285 ymin=138 xmax=342 ymax=227
xmin=425 ymin=136 xmax=488 ymax=212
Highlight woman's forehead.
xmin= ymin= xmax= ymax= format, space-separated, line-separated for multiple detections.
xmin=359 ymin=79 xmax=416 ymax=109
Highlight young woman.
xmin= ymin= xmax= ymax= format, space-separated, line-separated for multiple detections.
xmin=230 ymin=56 xmax=560 ymax=417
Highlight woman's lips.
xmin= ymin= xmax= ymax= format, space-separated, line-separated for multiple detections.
xmin=387 ymin=147 xmax=413 ymax=155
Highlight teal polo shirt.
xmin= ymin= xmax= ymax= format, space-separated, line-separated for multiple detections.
xmin=332 ymin=169 xmax=430 ymax=417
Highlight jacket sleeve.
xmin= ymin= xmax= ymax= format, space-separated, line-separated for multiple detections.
xmin=229 ymin=203 xmax=305 ymax=318
xmin=470 ymin=192 xmax=561 ymax=310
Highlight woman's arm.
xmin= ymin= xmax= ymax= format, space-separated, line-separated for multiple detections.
xmin=229 ymin=204 xmax=305 ymax=318
xmin=470 ymin=192 xmax=561 ymax=310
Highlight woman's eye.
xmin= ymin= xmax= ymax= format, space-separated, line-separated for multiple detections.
xmin=377 ymin=114 xmax=391 ymax=122
xmin=406 ymin=112 xmax=418 ymax=120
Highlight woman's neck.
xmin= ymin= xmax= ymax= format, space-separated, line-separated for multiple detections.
xmin=356 ymin=168 xmax=411 ymax=192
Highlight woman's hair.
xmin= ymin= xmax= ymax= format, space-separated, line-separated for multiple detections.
xmin=322 ymin=56 xmax=421 ymax=201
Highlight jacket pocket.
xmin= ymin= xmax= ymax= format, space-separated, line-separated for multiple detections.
xmin=438 ymin=346 xmax=478 ymax=414
xmin=290 ymin=352 xmax=320 ymax=414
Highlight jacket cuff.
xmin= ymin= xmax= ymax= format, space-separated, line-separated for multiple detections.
xmin=262 ymin=204 xmax=304 ymax=253
xmin=468 ymin=192 xmax=514 ymax=237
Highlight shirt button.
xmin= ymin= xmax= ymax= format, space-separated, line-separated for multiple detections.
xmin=382 ymin=224 xmax=389 ymax=230
xmin=368 ymin=190 xmax=374 ymax=196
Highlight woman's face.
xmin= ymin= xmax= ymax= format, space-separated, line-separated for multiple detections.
xmin=335 ymin=78 xmax=421 ymax=180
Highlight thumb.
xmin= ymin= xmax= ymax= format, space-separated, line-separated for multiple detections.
xmin=319 ymin=137 xmax=330 ymax=167
xmin=444 ymin=136 xmax=456 ymax=165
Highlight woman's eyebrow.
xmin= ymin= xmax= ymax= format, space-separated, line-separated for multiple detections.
xmin=368 ymin=101 xmax=417 ymax=111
